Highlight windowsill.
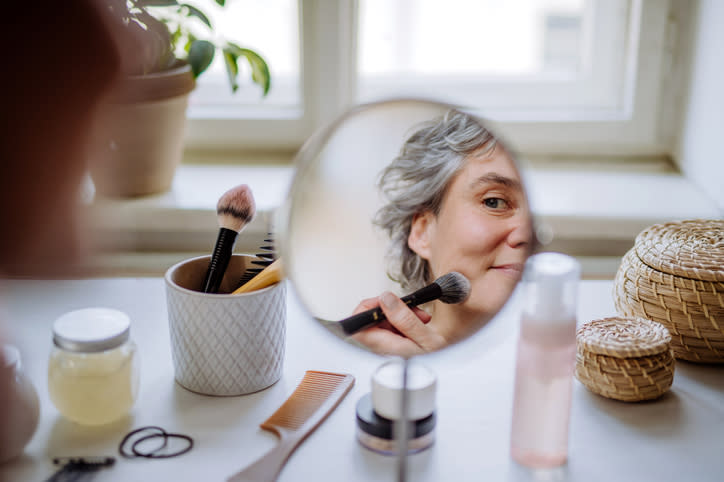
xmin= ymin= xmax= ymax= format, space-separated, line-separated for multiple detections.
xmin=86 ymin=164 xmax=294 ymax=275
xmin=86 ymin=159 xmax=722 ymax=278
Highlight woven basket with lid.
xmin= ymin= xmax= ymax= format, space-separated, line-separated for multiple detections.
xmin=613 ymin=219 xmax=724 ymax=363
xmin=575 ymin=316 xmax=675 ymax=402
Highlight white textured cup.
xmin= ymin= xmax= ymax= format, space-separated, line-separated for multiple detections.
xmin=165 ymin=255 xmax=286 ymax=396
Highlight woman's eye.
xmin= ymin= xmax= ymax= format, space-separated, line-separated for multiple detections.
xmin=483 ymin=197 xmax=509 ymax=210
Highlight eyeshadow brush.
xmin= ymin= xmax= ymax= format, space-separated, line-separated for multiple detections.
xmin=201 ymin=184 xmax=256 ymax=293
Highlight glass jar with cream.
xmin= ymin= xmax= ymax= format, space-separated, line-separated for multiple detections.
xmin=48 ymin=308 xmax=139 ymax=425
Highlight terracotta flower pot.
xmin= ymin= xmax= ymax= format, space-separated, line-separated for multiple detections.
xmin=89 ymin=62 xmax=195 ymax=198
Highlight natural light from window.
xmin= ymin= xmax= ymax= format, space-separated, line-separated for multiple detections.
xmin=358 ymin=0 xmax=585 ymax=78
xmin=182 ymin=0 xmax=664 ymax=156
xmin=186 ymin=0 xmax=300 ymax=116
xmin=356 ymin=0 xmax=621 ymax=113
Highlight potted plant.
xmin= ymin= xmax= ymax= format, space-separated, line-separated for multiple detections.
xmin=90 ymin=0 xmax=271 ymax=198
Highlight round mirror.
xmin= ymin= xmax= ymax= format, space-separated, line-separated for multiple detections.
xmin=278 ymin=99 xmax=534 ymax=357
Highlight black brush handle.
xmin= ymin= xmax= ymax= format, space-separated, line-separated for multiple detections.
xmin=201 ymin=228 xmax=238 ymax=293
xmin=339 ymin=283 xmax=442 ymax=335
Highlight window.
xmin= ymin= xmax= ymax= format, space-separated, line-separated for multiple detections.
xmin=185 ymin=0 xmax=676 ymax=158
xmin=357 ymin=0 xmax=617 ymax=112
xmin=186 ymin=0 xmax=300 ymax=114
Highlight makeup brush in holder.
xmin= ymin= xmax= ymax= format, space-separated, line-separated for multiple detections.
xmin=201 ymin=185 xmax=256 ymax=294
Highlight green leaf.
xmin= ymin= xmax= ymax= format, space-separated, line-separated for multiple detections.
xmin=136 ymin=0 xmax=179 ymax=6
xmin=222 ymin=48 xmax=239 ymax=92
xmin=180 ymin=4 xmax=212 ymax=28
xmin=226 ymin=42 xmax=271 ymax=96
xmin=170 ymin=25 xmax=182 ymax=51
xmin=215 ymin=0 xmax=226 ymax=6
xmin=184 ymin=32 xmax=197 ymax=53
xmin=188 ymin=40 xmax=215 ymax=77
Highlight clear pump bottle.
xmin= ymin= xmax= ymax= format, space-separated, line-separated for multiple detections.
xmin=510 ymin=252 xmax=581 ymax=468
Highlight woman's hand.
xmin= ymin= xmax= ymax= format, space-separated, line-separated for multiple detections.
xmin=350 ymin=292 xmax=447 ymax=357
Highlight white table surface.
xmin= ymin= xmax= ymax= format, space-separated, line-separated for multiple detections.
xmin=0 ymin=279 xmax=722 ymax=482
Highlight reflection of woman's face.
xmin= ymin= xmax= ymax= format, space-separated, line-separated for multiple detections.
xmin=409 ymin=144 xmax=531 ymax=328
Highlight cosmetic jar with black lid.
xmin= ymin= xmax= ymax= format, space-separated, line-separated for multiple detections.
xmin=355 ymin=393 xmax=435 ymax=455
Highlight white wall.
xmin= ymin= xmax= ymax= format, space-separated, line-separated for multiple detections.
xmin=675 ymin=0 xmax=724 ymax=212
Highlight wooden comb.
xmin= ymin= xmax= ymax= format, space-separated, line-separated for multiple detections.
xmin=227 ymin=370 xmax=355 ymax=482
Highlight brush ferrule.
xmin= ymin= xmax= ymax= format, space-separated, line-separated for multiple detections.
xmin=340 ymin=309 xmax=382 ymax=335
xmin=201 ymin=228 xmax=238 ymax=293
xmin=339 ymin=283 xmax=443 ymax=335
xmin=400 ymin=283 xmax=443 ymax=307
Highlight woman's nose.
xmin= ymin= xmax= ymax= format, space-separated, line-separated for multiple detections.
xmin=506 ymin=212 xmax=534 ymax=249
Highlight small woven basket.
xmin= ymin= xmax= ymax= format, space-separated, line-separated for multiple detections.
xmin=613 ymin=219 xmax=724 ymax=363
xmin=575 ymin=317 xmax=675 ymax=402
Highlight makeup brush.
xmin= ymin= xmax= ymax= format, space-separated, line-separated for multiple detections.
xmin=201 ymin=184 xmax=256 ymax=293
xmin=337 ymin=272 xmax=471 ymax=335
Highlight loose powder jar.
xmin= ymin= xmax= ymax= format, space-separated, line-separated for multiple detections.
xmin=355 ymin=393 xmax=436 ymax=455
xmin=356 ymin=360 xmax=437 ymax=455
xmin=48 ymin=308 xmax=140 ymax=425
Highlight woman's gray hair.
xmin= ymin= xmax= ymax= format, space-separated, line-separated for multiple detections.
xmin=374 ymin=109 xmax=497 ymax=291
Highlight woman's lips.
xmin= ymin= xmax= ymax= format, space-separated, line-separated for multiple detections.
xmin=490 ymin=263 xmax=524 ymax=278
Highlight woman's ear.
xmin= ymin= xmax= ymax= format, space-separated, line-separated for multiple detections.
xmin=408 ymin=212 xmax=434 ymax=260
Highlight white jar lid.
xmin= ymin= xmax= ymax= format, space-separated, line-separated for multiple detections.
xmin=371 ymin=360 xmax=437 ymax=421
xmin=53 ymin=308 xmax=130 ymax=353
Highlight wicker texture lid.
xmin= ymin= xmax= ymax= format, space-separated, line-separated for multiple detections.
xmin=577 ymin=316 xmax=671 ymax=358
xmin=634 ymin=219 xmax=724 ymax=282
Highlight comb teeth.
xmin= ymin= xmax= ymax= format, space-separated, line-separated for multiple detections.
xmin=252 ymin=256 xmax=274 ymax=266
xmin=237 ymin=268 xmax=263 ymax=285
xmin=261 ymin=371 xmax=354 ymax=431
xmin=237 ymin=232 xmax=277 ymax=289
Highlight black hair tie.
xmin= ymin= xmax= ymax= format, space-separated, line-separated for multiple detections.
xmin=119 ymin=426 xmax=192 ymax=459
xmin=131 ymin=432 xmax=194 ymax=459
xmin=119 ymin=426 xmax=167 ymax=458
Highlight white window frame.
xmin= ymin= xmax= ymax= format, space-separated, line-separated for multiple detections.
xmin=184 ymin=0 xmax=677 ymax=158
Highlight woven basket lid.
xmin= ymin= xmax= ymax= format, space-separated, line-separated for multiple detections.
xmin=634 ymin=219 xmax=724 ymax=282
xmin=577 ymin=316 xmax=671 ymax=358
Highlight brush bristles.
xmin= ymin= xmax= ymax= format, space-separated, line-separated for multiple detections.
xmin=433 ymin=272 xmax=471 ymax=304
xmin=217 ymin=184 xmax=256 ymax=232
